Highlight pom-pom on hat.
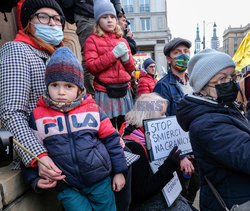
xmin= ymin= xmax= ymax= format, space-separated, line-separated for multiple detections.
xmin=143 ymin=58 xmax=155 ymax=70
xmin=93 ymin=0 xmax=116 ymax=22
xmin=21 ymin=0 xmax=65 ymax=29
xmin=188 ymin=48 xmax=235 ymax=93
xmin=45 ymin=47 xmax=84 ymax=90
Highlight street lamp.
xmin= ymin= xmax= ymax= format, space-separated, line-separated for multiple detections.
xmin=203 ymin=20 xmax=205 ymax=49
xmin=202 ymin=20 xmax=214 ymax=49
xmin=167 ymin=27 xmax=172 ymax=42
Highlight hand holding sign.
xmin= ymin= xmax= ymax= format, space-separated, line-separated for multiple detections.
xmin=143 ymin=116 xmax=193 ymax=161
xmin=159 ymin=146 xmax=181 ymax=178
xmin=150 ymin=157 xmax=182 ymax=207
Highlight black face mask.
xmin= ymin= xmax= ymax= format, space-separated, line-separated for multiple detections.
xmin=215 ymin=80 xmax=239 ymax=103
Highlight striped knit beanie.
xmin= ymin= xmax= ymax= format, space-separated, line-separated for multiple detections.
xmin=45 ymin=47 xmax=84 ymax=90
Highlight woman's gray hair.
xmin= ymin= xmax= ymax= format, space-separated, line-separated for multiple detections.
xmin=125 ymin=93 xmax=168 ymax=128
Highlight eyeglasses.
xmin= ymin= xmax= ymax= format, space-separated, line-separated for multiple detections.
xmin=31 ymin=13 xmax=64 ymax=26
xmin=209 ymin=74 xmax=238 ymax=85
xmin=148 ymin=65 xmax=156 ymax=69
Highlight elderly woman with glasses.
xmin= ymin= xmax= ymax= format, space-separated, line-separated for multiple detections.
xmin=0 ymin=0 xmax=67 ymax=185
xmin=137 ymin=58 xmax=158 ymax=96
xmin=176 ymin=49 xmax=250 ymax=211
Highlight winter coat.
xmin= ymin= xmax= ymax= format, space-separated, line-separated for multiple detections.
xmin=29 ymin=95 xmax=127 ymax=190
xmin=122 ymin=125 xmax=174 ymax=205
xmin=70 ymin=0 xmax=122 ymax=19
xmin=74 ymin=0 xmax=94 ymax=17
xmin=176 ymin=95 xmax=250 ymax=210
xmin=84 ymin=32 xmax=135 ymax=92
xmin=247 ymin=99 xmax=250 ymax=121
xmin=137 ymin=71 xmax=158 ymax=95
xmin=0 ymin=40 xmax=49 ymax=167
xmin=123 ymin=34 xmax=137 ymax=55
xmin=153 ymin=69 xmax=184 ymax=116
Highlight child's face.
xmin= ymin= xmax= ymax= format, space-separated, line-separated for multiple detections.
xmin=48 ymin=81 xmax=79 ymax=103
xmin=99 ymin=14 xmax=117 ymax=32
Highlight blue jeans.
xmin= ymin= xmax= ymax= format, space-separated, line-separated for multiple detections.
xmin=58 ymin=177 xmax=116 ymax=211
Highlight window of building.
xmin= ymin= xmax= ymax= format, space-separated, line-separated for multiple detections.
xmin=234 ymin=37 xmax=238 ymax=53
xmin=124 ymin=0 xmax=133 ymax=13
xmin=140 ymin=0 xmax=150 ymax=12
xmin=141 ymin=18 xmax=150 ymax=31
xmin=224 ymin=39 xmax=229 ymax=54
xmin=127 ymin=19 xmax=135 ymax=32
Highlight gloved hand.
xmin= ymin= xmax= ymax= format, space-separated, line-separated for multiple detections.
xmin=121 ymin=52 xmax=129 ymax=62
xmin=112 ymin=42 xmax=129 ymax=58
xmin=158 ymin=146 xmax=181 ymax=178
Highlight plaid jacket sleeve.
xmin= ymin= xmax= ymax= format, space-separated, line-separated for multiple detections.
xmin=0 ymin=42 xmax=48 ymax=167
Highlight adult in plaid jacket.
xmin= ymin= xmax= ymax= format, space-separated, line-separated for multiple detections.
xmin=0 ymin=0 xmax=67 ymax=181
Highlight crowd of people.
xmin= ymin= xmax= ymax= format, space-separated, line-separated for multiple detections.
xmin=0 ymin=0 xmax=249 ymax=211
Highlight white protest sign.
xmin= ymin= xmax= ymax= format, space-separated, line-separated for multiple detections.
xmin=150 ymin=159 xmax=182 ymax=207
xmin=144 ymin=116 xmax=192 ymax=161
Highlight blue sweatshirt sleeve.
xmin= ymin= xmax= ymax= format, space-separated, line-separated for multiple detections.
xmin=20 ymin=163 xmax=44 ymax=193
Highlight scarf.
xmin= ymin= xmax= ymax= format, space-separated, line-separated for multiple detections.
xmin=42 ymin=90 xmax=86 ymax=112
xmin=14 ymin=30 xmax=44 ymax=50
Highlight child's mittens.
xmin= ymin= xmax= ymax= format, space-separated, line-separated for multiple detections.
xmin=112 ymin=42 xmax=129 ymax=58
xmin=121 ymin=52 xmax=129 ymax=62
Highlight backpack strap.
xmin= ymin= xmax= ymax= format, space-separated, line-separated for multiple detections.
xmin=204 ymin=176 xmax=229 ymax=211
xmin=123 ymin=135 xmax=148 ymax=160
xmin=94 ymin=77 xmax=107 ymax=87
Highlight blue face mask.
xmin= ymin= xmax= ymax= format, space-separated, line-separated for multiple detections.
xmin=34 ymin=24 xmax=63 ymax=46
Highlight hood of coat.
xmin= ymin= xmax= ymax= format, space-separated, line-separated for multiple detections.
xmin=14 ymin=30 xmax=44 ymax=50
xmin=176 ymin=95 xmax=242 ymax=132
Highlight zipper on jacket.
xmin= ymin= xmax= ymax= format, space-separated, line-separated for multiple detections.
xmin=65 ymin=112 xmax=83 ymax=184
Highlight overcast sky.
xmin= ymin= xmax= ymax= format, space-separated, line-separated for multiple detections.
xmin=167 ymin=0 xmax=250 ymax=55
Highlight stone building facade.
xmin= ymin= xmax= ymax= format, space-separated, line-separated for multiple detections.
xmin=223 ymin=23 xmax=250 ymax=57
xmin=121 ymin=0 xmax=171 ymax=77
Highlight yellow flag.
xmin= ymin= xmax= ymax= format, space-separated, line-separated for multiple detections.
xmin=232 ymin=31 xmax=250 ymax=71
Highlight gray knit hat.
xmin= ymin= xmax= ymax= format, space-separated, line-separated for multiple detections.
xmin=188 ymin=49 xmax=235 ymax=93
xmin=93 ymin=0 xmax=116 ymax=22
xmin=21 ymin=0 xmax=65 ymax=29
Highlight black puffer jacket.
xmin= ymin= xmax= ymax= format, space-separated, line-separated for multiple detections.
xmin=123 ymin=125 xmax=176 ymax=203
xmin=176 ymin=95 xmax=250 ymax=210
xmin=73 ymin=0 xmax=122 ymax=17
